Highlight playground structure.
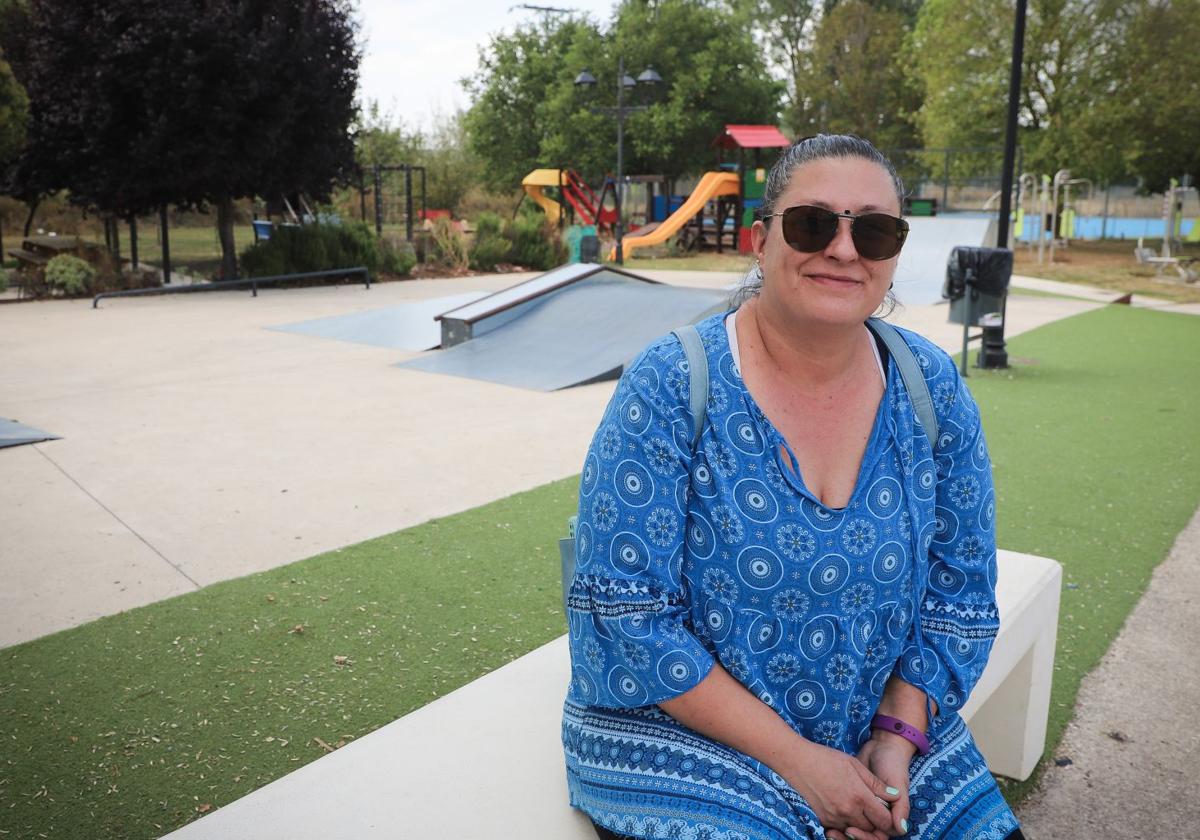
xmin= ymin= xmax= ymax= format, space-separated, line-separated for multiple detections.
xmin=520 ymin=125 xmax=790 ymax=262
xmin=521 ymin=169 xmax=617 ymax=232
xmin=612 ymin=124 xmax=791 ymax=260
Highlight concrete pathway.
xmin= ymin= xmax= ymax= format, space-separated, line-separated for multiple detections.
xmin=0 ymin=270 xmax=1113 ymax=647
xmin=1015 ymin=503 xmax=1200 ymax=836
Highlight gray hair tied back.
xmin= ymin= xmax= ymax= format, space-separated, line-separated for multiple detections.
xmin=730 ymin=133 xmax=906 ymax=314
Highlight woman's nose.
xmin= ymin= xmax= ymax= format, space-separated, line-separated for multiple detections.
xmin=823 ymin=218 xmax=859 ymax=261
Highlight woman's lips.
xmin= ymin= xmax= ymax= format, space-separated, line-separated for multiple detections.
xmin=807 ymin=273 xmax=861 ymax=286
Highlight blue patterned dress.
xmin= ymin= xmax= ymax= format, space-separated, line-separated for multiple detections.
xmin=562 ymin=312 xmax=1020 ymax=840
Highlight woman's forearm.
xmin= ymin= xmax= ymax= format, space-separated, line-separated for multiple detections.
xmin=876 ymin=675 xmax=935 ymax=729
xmin=658 ymin=663 xmax=817 ymax=779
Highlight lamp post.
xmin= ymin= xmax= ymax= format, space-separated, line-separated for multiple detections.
xmin=574 ymin=58 xmax=662 ymax=265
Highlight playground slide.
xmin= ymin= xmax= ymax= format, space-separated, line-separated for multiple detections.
xmin=521 ymin=169 xmax=617 ymax=229
xmin=522 ymin=170 xmax=566 ymax=225
xmin=615 ymin=171 xmax=740 ymax=260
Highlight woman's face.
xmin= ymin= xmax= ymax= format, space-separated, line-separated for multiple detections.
xmin=750 ymin=156 xmax=901 ymax=330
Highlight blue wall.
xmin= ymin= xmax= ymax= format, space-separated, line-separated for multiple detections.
xmin=1017 ymin=215 xmax=1196 ymax=241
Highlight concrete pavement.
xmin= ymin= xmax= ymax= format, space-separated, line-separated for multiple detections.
xmin=1015 ymin=504 xmax=1200 ymax=836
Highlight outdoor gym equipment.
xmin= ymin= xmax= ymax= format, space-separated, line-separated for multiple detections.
xmin=1133 ymin=177 xmax=1199 ymax=282
xmin=1044 ymin=168 xmax=1092 ymax=263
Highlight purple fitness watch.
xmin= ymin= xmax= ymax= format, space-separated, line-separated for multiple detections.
xmin=871 ymin=714 xmax=931 ymax=755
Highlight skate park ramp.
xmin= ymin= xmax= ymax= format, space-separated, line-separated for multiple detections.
xmin=268 ymin=292 xmax=489 ymax=352
xmin=399 ymin=268 xmax=726 ymax=391
xmin=892 ymin=214 xmax=994 ymax=306
xmin=1 ymin=418 xmax=60 ymax=449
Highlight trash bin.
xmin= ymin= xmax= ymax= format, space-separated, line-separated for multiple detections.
xmin=579 ymin=234 xmax=601 ymax=263
xmin=943 ymin=245 xmax=1013 ymax=371
xmin=943 ymin=245 xmax=1013 ymax=326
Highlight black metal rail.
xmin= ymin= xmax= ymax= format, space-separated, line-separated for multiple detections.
xmin=93 ymin=267 xmax=370 ymax=309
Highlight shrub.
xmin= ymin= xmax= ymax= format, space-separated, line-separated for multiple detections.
xmin=240 ymin=222 xmax=391 ymax=278
xmin=0 ymin=268 xmax=8 ymax=294
xmin=507 ymin=215 xmax=564 ymax=271
xmin=430 ymin=217 xmax=468 ymax=272
xmin=45 ymin=254 xmax=95 ymax=295
xmin=469 ymin=212 xmax=511 ymax=271
xmin=380 ymin=236 xmax=416 ymax=276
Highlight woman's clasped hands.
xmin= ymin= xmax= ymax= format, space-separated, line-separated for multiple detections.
xmin=782 ymin=736 xmax=913 ymax=840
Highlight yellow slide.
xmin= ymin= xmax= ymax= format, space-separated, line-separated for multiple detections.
xmin=522 ymin=169 xmax=566 ymax=225
xmin=614 ymin=171 xmax=741 ymax=260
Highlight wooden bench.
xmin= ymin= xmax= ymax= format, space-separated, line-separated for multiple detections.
xmin=163 ymin=550 xmax=1061 ymax=839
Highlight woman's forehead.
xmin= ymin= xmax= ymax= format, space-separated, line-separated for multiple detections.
xmin=779 ymin=156 xmax=900 ymax=213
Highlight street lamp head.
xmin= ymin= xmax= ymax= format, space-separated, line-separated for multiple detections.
xmin=620 ymin=74 xmax=637 ymax=89
xmin=636 ymin=66 xmax=663 ymax=86
xmin=573 ymin=69 xmax=597 ymax=88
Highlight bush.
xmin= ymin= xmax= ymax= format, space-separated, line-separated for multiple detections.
xmin=240 ymin=222 xmax=395 ymax=278
xmin=507 ymin=215 xmax=564 ymax=271
xmin=430 ymin=217 xmax=468 ymax=272
xmin=45 ymin=254 xmax=95 ymax=295
xmin=469 ymin=212 xmax=511 ymax=271
xmin=380 ymin=236 xmax=416 ymax=276
xmin=0 ymin=268 xmax=8 ymax=294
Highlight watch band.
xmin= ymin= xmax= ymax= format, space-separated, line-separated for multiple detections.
xmin=871 ymin=713 xmax=931 ymax=755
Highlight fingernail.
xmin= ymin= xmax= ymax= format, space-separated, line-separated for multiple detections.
xmin=901 ymin=818 xmax=910 ymax=833
xmin=886 ymin=786 xmax=900 ymax=796
xmin=845 ymin=832 xmax=858 ymax=840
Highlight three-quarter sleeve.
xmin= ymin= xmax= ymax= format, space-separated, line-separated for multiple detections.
xmin=566 ymin=340 xmax=716 ymax=709
xmin=897 ymin=361 xmax=999 ymax=716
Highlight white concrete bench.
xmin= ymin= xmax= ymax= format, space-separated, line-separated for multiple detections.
xmin=163 ymin=550 xmax=1061 ymax=839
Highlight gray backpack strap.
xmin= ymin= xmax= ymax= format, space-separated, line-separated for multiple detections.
xmin=671 ymin=325 xmax=709 ymax=448
xmin=867 ymin=318 xmax=939 ymax=442
xmin=563 ymin=326 xmax=710 ymax=617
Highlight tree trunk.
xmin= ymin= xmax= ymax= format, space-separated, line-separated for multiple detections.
xmin=216 ymin=196 xmax=238 ymax=280
xmin=23 ymin=199 xmax=40 ymax=237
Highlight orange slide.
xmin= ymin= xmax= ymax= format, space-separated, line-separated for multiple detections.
xmin=612 ymin=171 xmax=741 ymax=260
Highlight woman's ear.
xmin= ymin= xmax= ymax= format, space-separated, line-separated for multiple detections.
xmin=750 ymin=220 xmax=768 ymax=262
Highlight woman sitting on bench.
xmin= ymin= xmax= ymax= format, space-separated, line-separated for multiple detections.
xmin=562 ymin=135 xmax=1023 ymax=840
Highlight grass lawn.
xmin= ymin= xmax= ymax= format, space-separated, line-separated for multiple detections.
xmin=2 ymin=305 xmax=1198 ymax=837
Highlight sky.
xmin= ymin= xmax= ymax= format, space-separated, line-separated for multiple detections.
xmin=355 ymin=1 xmax=621 ymax=134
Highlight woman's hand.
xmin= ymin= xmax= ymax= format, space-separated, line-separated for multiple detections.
xmin=781 ymin=741 xmax=901 ymax=840
xmin=854 ymin=731 xmax=917 ymax=837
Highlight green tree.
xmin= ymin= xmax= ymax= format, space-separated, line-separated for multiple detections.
xmin=1069 ymin=0 xmax=1199 ymax=189
xmin=353 ymin=103 xmax=484 ymax=215
xmin=0 ymin=50 xmax=26 ymax=171
xmin=790 ymin=1 xmax=921 ymax=150
xmin=13 ymin=0 xmax=360 ymax=280
xmin=725 ymin=0 xmax=818 ymax=128
xmin=464 ymin=1 xmax=782 ymax=190
xmin=909 ymin=0 xmax=1011 ymax=161
xmin=463 ymin=16 xmax=600 ymax=191
xmin=910 ymin=0 xmax=1134 ymax=182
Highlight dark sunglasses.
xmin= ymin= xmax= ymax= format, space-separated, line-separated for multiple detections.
xmin=764 ymin=205 xmax=909 ymax=261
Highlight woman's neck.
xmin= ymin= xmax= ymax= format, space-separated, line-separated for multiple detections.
xmin=738 ymin=297 xmax=868 ymax=390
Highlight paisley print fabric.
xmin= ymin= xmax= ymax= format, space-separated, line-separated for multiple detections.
xmin=563 ymin=312 xmax=1017 ymax=839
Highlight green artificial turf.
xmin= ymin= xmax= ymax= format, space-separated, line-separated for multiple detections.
xmin=2 ymin=304 xmax=1198 ymax=837
xmin=963 ymin=305 xmax=1200 ymax=800
xmin=0 ymin=478 xmax=579 ymax=838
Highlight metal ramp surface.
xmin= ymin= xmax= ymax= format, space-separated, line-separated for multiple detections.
xmin=400 ymin=275 xmax=725 ymax=391
xmin=1 ymin=418 xmax=60 ymax=449
xmin=268 ymin=293 xmax=489 ymax=352
xmin=892 ymin=215 xmax=994 ymax=306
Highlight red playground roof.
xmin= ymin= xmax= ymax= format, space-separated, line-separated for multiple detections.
xmin=714 ymin=124 xmax=791 ymax=149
